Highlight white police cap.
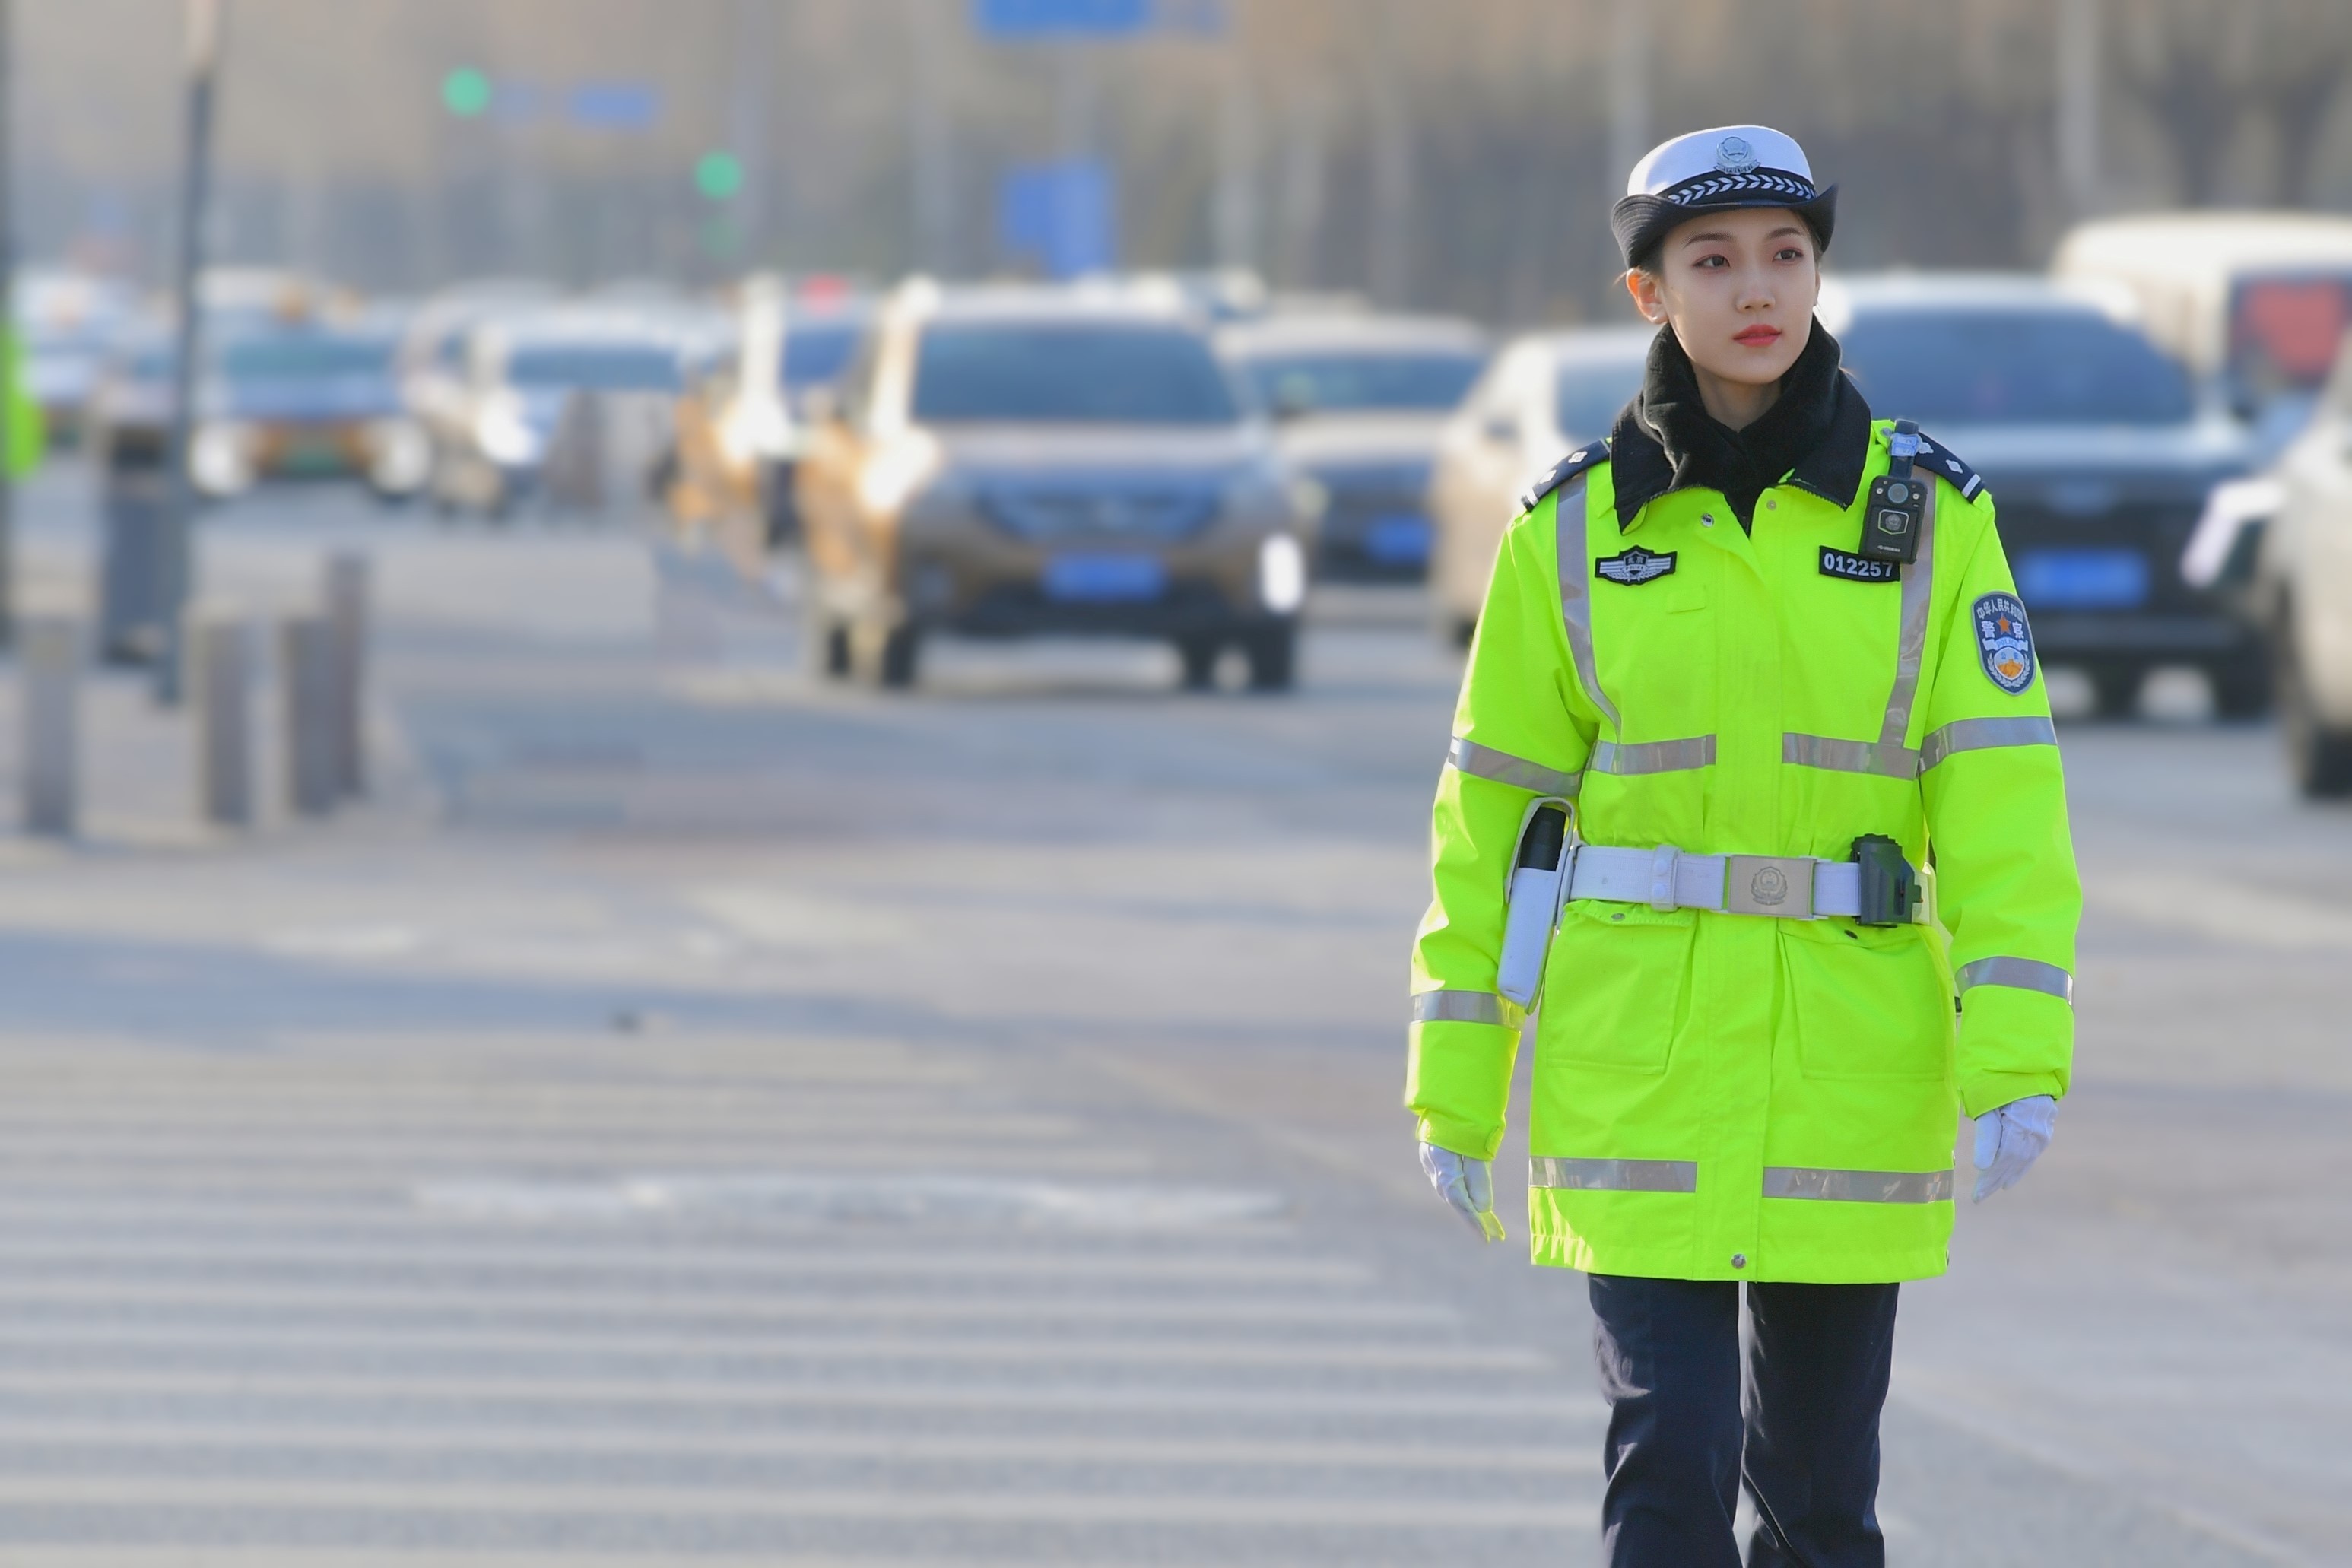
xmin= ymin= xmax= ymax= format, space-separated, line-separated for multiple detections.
xmin=1611 ymin=124 xmax=1836 ymax=268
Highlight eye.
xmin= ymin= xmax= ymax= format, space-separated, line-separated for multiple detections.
xmin=1775 ymin=247 xmax=1808 ymax=263
xmin=1692 ymin=255 xmax=1728 ymax=270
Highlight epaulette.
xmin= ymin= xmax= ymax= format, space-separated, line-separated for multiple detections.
xmin=1912 ymin=430 xmax=1986 ymax=503
xmin=1519 ymin=438 xmax=1611 ymax=514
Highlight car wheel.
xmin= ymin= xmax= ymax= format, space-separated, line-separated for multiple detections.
xmin=1176 ymin=636 xmax=1220 ymax=691
xmin=2090 ymin=665 xmax=2142 ymax=720
xmin=2208 ymin=656 xmax=2271 ymax=720
xmin=1243 ymin=624 xmax=1297 ymax=692
xmin=2277 ymin=636 xmax=2352 ymax=798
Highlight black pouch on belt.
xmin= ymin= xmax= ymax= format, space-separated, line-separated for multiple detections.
xmin=1849 ymin=835 xmax=1921 ymax=928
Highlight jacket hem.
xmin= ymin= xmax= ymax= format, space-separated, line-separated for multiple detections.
xmin=1530 ymin=1227 xmax=1949 ymax=1284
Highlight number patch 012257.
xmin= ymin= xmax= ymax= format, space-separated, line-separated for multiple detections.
xmin=1819 ymin=547 xmax=1901 ymax=583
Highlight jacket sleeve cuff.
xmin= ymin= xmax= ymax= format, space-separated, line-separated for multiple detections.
xmin=1957 ymin=1070 xmax=2066 ymax=1121
xmin=1414 ymin=1111 xmax=1503 ymax=1163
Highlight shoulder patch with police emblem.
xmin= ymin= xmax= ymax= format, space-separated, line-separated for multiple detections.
xmin=1820 ymin=547 xmax=1901 ymax=583
xmin=1596 ymin=547 xmax=1676 ymax=586
xmin=1519 ymin=439 xmax=1613 ymax=513
xmin=1914 ymin=430 xmax=1986 ymax=502
xmin=1973 ymin=592 xmax=2036 ymax=694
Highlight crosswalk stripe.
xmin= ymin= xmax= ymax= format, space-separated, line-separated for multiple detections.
xmin=0 ymin=1322 xmax=1547 ymax=1372
xmin=0 ymin=1282 xmax=1458 ymax=1328
xmin=5 ymin=1421 xmax=1600 ymax=1470
xmin=0 ymin=1239 xmax=1366 ymax=1283
xmin=0 ymin=1477 xmax=1601 ymax=1529
xmin=0 ymin=1368 xmax=1592 ymax=1420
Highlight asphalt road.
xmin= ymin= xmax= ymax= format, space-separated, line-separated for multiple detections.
xmin=0 ymin=471 xmax=2337 ymax=1565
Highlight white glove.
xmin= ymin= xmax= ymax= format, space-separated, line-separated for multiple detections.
xmin=1418 ymin=1141 xmax=1506 ymax=1243
xmin=1971 ymin=1094 xmax=2057 ymax=1202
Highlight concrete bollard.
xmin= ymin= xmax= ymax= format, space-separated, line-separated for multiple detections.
xmin=21 ymin=616 xmax=81 ymax=837
xmin=187 ymin=612 xmax=252 ymax=828
xmin=325 ymin=553 xmax=368 ymax=798
xmin=281 ymin=614 xmax=338 ymax=818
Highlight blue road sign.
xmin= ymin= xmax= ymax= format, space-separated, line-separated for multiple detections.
xmin=999 ymin=161 xmax=1116 ymax=279
xmin=567 ymin=82 xmax=662 ymax=132
xmin=972 ymin=0 xmax=1154 ymax=38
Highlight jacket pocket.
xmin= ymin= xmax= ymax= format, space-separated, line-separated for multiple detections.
xmin=1779 ymin=920 xmax=1953 ymax=1082
xmin=1538 ymin=901 xmax=1699 ymax=1074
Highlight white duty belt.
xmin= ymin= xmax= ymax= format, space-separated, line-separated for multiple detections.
xmin=1565 ymin=843 xmax=1927 ymax=923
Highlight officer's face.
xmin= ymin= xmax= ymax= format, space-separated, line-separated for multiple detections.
xmin=1625 ymin=208 xmax=1820 ymax=392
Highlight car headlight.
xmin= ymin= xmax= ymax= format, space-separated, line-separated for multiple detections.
xmin=1259 ymin=533 xmax=1307 ymax=614
xmin=475 ymin=399 xmax=541 ymax=467
xmin=189 ymin=422 xmax=253 ymax=497
xmin=367 ymin=418 xmax=432 ymax=492
xmin=857 ymin=431 xmax=944 ymax=516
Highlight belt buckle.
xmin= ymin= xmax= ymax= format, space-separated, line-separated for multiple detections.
xmin=1724 ymin=855 xmax=1818 ymax=918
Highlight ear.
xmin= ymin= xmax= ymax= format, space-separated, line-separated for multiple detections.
xmin=1624 ymin=269 xmax=1668 ymax=325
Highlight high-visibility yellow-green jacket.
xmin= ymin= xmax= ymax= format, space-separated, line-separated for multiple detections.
xmin=1405 ymin=415 xmax=2080 ymax=1285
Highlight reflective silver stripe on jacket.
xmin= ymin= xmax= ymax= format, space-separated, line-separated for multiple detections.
xmin=1776 ymin=477 xmax=1938 ymax=779
xmin=1411 ymin=989 xmax=1519 ymax=1027
xmin=1955 ymin=956 xmax=2074 ymax=1005
xmin=1446 ymin=737 xmax=1583 ymax=796
xmin=1553 ymin=477 xmax=1623 ymax=732
xmin=1591 ymin=735 xmax=1718 ymax=776
xmin=1763 ymin=1166 xmax=1954 ymax=1204
xmin=1881 ymin=478 xmax=1939 ymax=756
xmin=1919 ymin=715 xmax=2059 ymax=772
xmin=1529 ymin=1157 xmax=1698 ymax=1193
xmin=1780 ymin=732 xmax=1919 ymax=779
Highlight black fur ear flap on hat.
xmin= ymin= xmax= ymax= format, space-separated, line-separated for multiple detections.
xmin=1611 ymin=125 xmax=1837 ymax=270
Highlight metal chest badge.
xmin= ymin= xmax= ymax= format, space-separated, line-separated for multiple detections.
xmin=1595 ymin=547 xmax=1677 ymax=586
xmin=1975 ymin=592 xmax=2037 ymax=694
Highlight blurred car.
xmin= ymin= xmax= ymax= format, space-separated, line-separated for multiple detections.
xmin=2053 ymin=213 xmax=2352 ymax=459
xmin=396 ymin=281 xmax=560 ymax=499
xmin=190 ymin=315 xmax=423 ymax=500
xmin=1217 ymin=313 xmax=1487 ymax=582
xmin=1824 ymin=275 xmax=2260 ymax=716
xmin=2242 ymin=338 xmax=2352 ymax=794
xmin=430 ymin=310 xmax=687 ymax=519
xmin=1430 ymin=325 xmax=1651 ymax=644
xmin=16 ymin=268 xmax=136 ymax=449
xmin=668 ymin=275 xmax=869 ymax=545
xmin=794 ymin=281 xmax=1310 ymax=691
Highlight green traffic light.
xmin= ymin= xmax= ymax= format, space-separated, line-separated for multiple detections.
xmin=695 ymin=151 xmax=744 ymax=202
xmin=442 ymin=68 xmax=492 ymax=119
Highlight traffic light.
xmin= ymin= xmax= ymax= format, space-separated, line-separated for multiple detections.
xmin=441 ymin=67 xmax=492 ymax=119
xmin=695 ymin=151 xmax=744 ymax=202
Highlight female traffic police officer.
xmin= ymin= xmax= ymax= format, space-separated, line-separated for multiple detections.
xmin=1404 ymin=126 xmax=2081 ymax=1566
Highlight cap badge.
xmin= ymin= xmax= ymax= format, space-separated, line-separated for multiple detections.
xmin=1715 ymin=135 xmax=1757 ymax=173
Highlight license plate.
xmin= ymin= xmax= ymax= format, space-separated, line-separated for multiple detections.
xmin=1364 ymin=513 xmax=1432 ymax=563
xmin=281 ymin=441 xmax=346 ymax=473
xmin=2017 ymin=548 xmax=2149 ymax=610
xmin=1043 ymin=554 xmax=1167 ymax=603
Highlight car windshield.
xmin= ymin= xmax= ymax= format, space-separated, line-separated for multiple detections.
xmin=509 ymin=343 xmax=679 ymax=392
xmin=1243 ymin=350 xmax=1483 ymax=414
xmin=1556 ymin=358 xmax=1645 ymax=444
xmin=781 ymin=322 xmax=862 ymax=389
xmin=219 ymin=336 xmax=392 ymax=380
xmin=912 ymin=323 xmax=1239 ymax=424
xmin=1839 ymin=308 xmax=2195 ymax=425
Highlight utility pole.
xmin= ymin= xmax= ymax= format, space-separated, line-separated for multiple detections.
xmin=1367 ymin=0 xmax=1411 ymax=308
xmin=1607 ymin=2 xmax=1652 ymax=195
xmin=732 ymin=0 xmax=773 ymax=263
xmin=0 ymin=0 xmax=17 ymax=649
xmin=1214 ymin=40 xmax=1259 ymax=275
xmin=907 ymin=0 xmax=953 ymax=273
xmin=157 ymin=0 xmax=226 ymax=706
xmin=2058 ymin=0 xmax=2102 ymax=216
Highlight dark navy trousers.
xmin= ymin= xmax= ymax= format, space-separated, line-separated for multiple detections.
xmin=1587 ymin=1274 xmax=1898 ymax=1568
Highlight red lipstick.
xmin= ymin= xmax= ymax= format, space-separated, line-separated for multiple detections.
xmin=1734 ymin=325 xmax=1783 ymax=347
